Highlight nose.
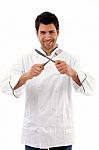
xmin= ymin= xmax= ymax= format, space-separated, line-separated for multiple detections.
xmin=44 ymin=32 xmax=51 ymax=40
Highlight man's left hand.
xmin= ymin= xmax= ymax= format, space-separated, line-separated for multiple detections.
xmin=55 ymin=60 xmax=75 ymax=77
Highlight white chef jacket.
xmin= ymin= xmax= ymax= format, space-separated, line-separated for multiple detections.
xmin=0 ymin=47 xmax=94 ymax=149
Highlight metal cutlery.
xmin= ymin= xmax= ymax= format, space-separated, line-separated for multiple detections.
xmin=35 ymin=49 xmax=55 ymax=63
xmin=43 ymin=49 xmax=62 ymax=66
xmin=35 ymin=49 xmax=62 ymax=66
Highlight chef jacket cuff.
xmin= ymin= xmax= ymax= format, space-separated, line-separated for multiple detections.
xmin=72 ymin=71 xmax=87 ymax=93
xmin=9 ymin=74 xmax=23 ymax=98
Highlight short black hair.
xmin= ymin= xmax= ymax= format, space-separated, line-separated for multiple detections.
xmin=35 ymin=11 xmax=59 ymax=32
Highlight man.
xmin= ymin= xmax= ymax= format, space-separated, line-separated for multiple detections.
xmin=0 ymin=12 xmax=94 ymax=150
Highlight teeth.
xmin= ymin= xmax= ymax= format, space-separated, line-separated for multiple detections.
xmin=46 ymin=41 xmax=52 ymax=45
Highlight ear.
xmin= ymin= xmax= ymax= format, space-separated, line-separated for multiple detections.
xmin=57 ymin=30 xmax=59 ymax=35
xmin=36 ymin=30 xmax=38 ymax=36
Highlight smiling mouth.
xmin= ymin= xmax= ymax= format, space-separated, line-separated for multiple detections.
xmin=44 ymin=41 xmax=53 ymax=45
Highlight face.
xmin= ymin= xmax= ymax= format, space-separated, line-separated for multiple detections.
xmin=36 ymin=23 xmax=59 ymax=55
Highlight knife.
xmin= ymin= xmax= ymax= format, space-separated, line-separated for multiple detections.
xmin=43 ymin=49 xmax=62 ymax=66
xmin=35 ymin=49 xmax=55 ymax=63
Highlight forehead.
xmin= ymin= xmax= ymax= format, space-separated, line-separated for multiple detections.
xmin=38 ymin=23 xmax=57 ymax=31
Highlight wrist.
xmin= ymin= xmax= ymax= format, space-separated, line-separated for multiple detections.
xmin=22 ymin=72 xmax=30 ymax=82
xmin=71 ymin=70 xmax=78 ymax=78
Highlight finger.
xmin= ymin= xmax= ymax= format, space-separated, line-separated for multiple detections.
xmin=55 ymin=60 xmax=66 ymax=67
xmin=33 ymin=68 xmax=43 ymax=76
xmin=35 ymin=67 xmax=43 ymax=72
xmin=55 ymin=60 xmax=62 ymax=65
xmin=32 ymin=69 xmax=42 ymax=77
xmin=32 ymin=65 xmax=44 ymax=71
xmin=58 ymin=67 xmax=67 ymax=74
xmin=33 ymin=64 xmax=44 ymax=68
xmin=60 ymin=68 xmax=67 ymax=74
xmin=56 ymin=63 xmax=67 ymax=71
xmin=57 ymin=64 xmax=66 ymax=69
xmin=57 ymin=67 xmax=66 ymax=72
xmin=37 ymin=64 xmax=44 ymax=68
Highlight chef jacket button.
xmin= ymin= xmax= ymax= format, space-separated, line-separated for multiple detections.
xmin=52 ymin=108 xmax=56 ymax=111
xmin=35 ymin=127 xmax=39 ymax=133
xmin=55 ymin=90 xmax=58 ymax=93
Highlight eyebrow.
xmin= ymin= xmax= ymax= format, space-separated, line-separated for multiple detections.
xmin=39 ymin=30 xmax=56 ymax=33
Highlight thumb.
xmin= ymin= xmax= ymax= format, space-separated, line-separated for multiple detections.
xmin=55 ymin=60 xmax=62 ymax=65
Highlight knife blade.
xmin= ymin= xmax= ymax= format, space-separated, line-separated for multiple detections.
xmin=35 ymin=49 xmax=55 ymax=63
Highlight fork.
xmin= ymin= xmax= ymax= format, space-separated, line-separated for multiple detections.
xmin=43 ymin=49 xmax=62 ymax=66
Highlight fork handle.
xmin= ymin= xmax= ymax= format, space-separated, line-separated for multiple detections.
xmin=43 ymin=59 xmax=55 ymax=66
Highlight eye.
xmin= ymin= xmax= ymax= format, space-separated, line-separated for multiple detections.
xmin=40 ymin=31 xmax=46 ymax=35
xmin=49 ymin=30 xmax=55 ymax=34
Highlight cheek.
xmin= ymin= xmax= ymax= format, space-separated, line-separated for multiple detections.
xmin=37 ymin=34 xmax=43 ymax=40
xmin=38 ymin=36 xmax=43 ymax=42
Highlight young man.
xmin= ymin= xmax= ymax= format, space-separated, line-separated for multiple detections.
xmin=0 ymin=12 xmax=94 ymax=150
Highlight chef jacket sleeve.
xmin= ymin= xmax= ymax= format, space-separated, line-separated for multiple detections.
xmin=0 ymin=56 xmax=25 ymax=98
xmin=71 ymin=56 xmax=95 ymax=95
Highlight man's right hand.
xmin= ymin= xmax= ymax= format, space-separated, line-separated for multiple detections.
xmin=14 ymin=64 xmax=44 ymax=90
xmin=26 ymin=64 xmax=44 ymax=79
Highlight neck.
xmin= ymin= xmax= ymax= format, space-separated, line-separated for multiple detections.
xmin=41 ymin=44 xmax=58 ymax=56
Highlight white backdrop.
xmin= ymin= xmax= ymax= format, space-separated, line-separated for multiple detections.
xmin=0 ymin=0 xmax=99 ymax=150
